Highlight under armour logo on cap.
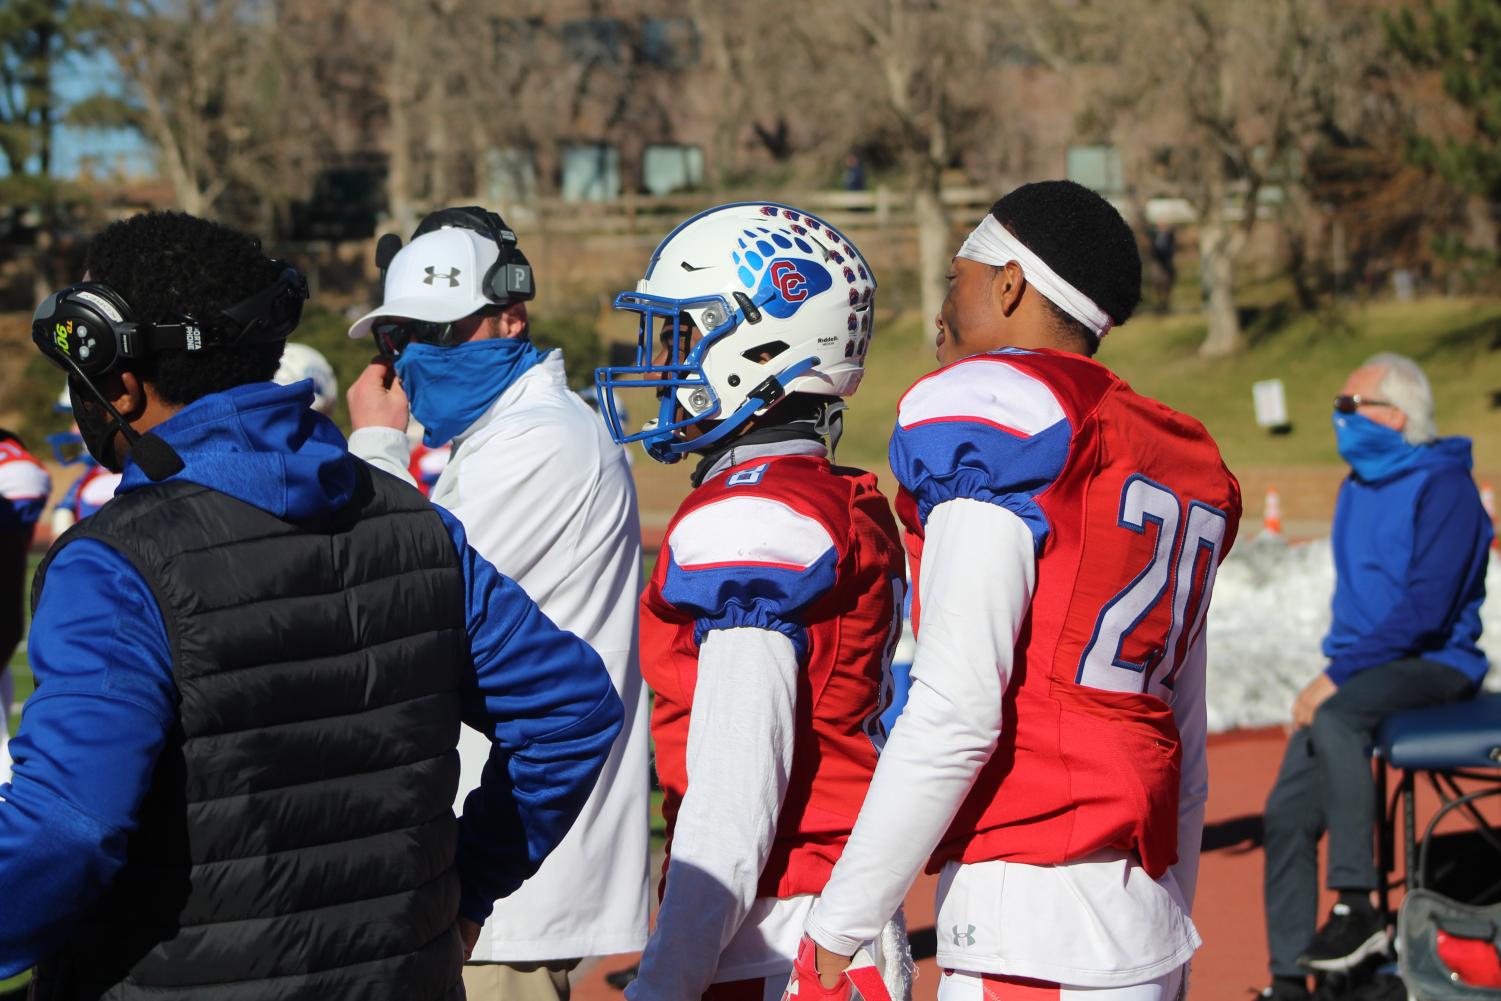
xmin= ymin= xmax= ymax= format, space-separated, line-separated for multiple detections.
xmin=423 ymin=266 xmax=461 ymax=287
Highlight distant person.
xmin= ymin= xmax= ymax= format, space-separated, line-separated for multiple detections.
xmin=272 ymin=341 xmax=340 ymax=416
xmin=842 ymin=152 xmax=867 ymax=192
xmin=1260 ymin=353 xmax=1491 ymax=1001
xmin=346 ymin=206 xmax=650 ymax=1001
xmin=1 ymin=210 xmax=622 ymax=997
xmin=48 ymin=387 xmax=122 ymax=538
xmin=1149 ymin=223 xmax=1176 ymax=313
xmin=407 ymin=429 xmax=452 ymax=497
xmin=0 ymin=430 xmax=49 ymax=786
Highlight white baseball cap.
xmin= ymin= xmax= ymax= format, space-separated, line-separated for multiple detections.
xmin=348 ymin=227 xmax=501 ymax=340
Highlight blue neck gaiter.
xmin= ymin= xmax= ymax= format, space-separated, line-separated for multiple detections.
xmin=1333 ymin=411 xmax=1422 ymax=482
xmin=395 ymin=338 xmax=546 ymax=447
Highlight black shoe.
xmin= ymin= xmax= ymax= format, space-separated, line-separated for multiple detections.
xmin=1257 ymin=981 xmax=1311 ymax=1001
xmin=1298 ymin=900 xmax=1391 ymax=972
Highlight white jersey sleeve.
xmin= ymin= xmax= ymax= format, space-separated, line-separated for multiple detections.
xmin=1167 ymin=631 xmax=1209 ymax=911
xmin=628 ymin=626 xmax=798 ymax=1001
xmin=806 ymin=498 xmax=1036 ymax=955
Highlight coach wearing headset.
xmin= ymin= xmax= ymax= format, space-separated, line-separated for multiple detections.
xmin=345 ymin=209 xmax=650 ymax=1001
xmin=0 ymin=211 xmax=623 ymax=1000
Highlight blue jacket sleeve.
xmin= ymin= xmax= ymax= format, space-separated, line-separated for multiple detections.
xmin=1326 ymin=472 xmax=1491 ymax=685
xmin=433 ymin=506 xmax=623 ymax=923
xmin=0 ymin=540 xmax=175 ymax=977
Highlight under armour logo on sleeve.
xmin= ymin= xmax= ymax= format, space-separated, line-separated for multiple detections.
xmin=952 ymin=924 xmax=976 ymax=947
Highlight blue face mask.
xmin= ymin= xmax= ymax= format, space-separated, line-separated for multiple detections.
xmin=395 ymin=337 xmax=546 ymax=447
xmin=1332 ymin=411 xmax=1419 ymax=482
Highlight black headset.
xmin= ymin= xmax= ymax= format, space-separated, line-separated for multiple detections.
xmin=29 ymin=265 xmax=309 ymax=482
xmin=376 ymin=205 xmax=535 ymax=305
xmin=30 ymin=265 xmax=309 ymax=380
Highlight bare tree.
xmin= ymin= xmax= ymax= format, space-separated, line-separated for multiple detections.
xmin=1109 ymin=0 xmax=1333 ymax=355
xmin=728 ymin=0 xmax=1009 ymax=334
xmin=92 ymin=0 xmax=292 ymax=223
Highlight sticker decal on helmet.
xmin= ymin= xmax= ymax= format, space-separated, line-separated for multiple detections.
xmin=750 ymin=257 xmax=833 ymax=319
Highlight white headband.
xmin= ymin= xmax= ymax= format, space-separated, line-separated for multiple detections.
xmin=956 ymin=215 xmax=1115 ymax=339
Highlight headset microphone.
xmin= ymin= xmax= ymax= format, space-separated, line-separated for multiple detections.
xmin=54 ymin=350 xmax=185 ymax=481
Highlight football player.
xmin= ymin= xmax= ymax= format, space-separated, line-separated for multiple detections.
xmin=47 ymin=387 xmax=122 ymax=537
xmin=596 ymin=203 xmax=909 ymax=1001
xmin=0 ymin=428 xmax=50 ymax=784
xmin=791 ymin=181 xmax=1243 ymax=1001
xmin=272 ymin=341 xmax=340 ymax=417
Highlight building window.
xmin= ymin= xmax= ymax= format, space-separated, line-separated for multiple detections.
xmin=485 ymin=147 xmax=537 ymax=205
xmin=562 ymin=18 xmax=624 ymax=64
xmin=642 ymin=17 xmax=698 ymax=68
xmin=561 ymin=143 xmax=621 ymax=202
xmin=1067 ymin=145 xmax=1125 ymax=196
xmin=642 ymin=144 xmax=704 ymax=196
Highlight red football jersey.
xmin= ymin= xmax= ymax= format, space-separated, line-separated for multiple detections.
xmin=889 ymin=348 xmax=1242 ymax=878
xmin=407 ymin=441 xmax=451 ymax=497
xmin=0 ymin=433 xmax=51 ymax=532
xmin=641 ymin=452 xmax=905 ymax=899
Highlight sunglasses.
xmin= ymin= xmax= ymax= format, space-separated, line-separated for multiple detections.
xmin=1333 ymin=394 xmax=1397 ymax=414
xmin=372 ymin=306 xmax=503 ymax=357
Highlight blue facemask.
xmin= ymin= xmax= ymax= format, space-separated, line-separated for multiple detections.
xmin=1332 ymin=411 xmax=1420 ymax=482
xmin=395 ymin=338 xmax=546 ymax=447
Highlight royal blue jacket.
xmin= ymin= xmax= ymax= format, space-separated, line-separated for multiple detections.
xmin=1323 ymin=436 xmax=1492 ymax=687
xmin=0 ymin=381 xmax=623 ymax=976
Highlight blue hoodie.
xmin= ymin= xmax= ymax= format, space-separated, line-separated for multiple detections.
xmin=1323 ymin=435 xmax=1492 ymax=687
xmin=0 ymin=380 xmax=624 ymax=976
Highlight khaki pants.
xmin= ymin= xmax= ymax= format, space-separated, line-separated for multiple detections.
xmin=462 ymin=960 xmax=581 ymax=1001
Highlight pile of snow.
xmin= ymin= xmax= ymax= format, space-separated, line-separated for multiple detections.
xmin=1204 ymin=536 xmax=1501 ymax=733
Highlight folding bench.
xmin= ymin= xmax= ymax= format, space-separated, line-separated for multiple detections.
xmin=1373 ymin=693 xmax=1501 ymax=998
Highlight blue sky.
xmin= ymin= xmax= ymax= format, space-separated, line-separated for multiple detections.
xmin=3 ymin=49 xmax=155 ymax=179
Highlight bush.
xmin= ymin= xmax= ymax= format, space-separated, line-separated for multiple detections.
xmin=530 ymin=314 xmax=603 ymax=389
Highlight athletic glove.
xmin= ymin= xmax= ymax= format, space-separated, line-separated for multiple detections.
xmin=781 ymin=935 xmax=891 ymax=1001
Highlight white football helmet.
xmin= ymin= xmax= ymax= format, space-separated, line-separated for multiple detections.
xmin=273 ymin=342 xmax=339 ymax=416
xmin=594 ymin=202 xmax=877 ymax=463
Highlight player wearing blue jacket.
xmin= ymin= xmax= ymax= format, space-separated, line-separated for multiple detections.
xmin=1261 ymin=353 xmax=1492 ymax=1001
xmin=3 ymin=211 xmax=622 ymax=1001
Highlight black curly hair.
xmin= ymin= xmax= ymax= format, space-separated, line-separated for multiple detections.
xmin=990 ymin=180 xmax=1141 ymax=355
xmin=84 ymin=211 xmax=290 ymax=406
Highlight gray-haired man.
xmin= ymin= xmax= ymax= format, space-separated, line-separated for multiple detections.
xmin=1260 ymin=353 xmax=1492 ymax=1000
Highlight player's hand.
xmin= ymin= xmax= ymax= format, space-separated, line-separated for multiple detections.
xmin=781 ymin=936 xmax=890 ymax=1001
xmin=815 ymin=944 xmax=852 ymax=989
xmin=459 ymin=916 xmax=482 ymax=960
xmin=348 ymin=356 xmax=409 ymax=431
xmin=1291 ymin=672 xmax=1337 ymax=729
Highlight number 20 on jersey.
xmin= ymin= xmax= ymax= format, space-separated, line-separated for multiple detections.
xmin=1077 ymin=474 xmax=1229 ymax=695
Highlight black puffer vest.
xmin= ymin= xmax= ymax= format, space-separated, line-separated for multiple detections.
xmin=29 ymin=462 xmax=467 ymax=1001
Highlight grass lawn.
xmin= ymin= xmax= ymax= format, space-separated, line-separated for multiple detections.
xmin=834 ymin=296 xmax=1501 ymax=478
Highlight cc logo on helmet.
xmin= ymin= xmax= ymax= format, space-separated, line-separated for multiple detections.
xmin=770 ymin=261 xmax=809 ymax=302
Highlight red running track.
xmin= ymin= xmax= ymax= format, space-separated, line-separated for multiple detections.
xmin=569 ymin=726 xmax=1499 ymax=1001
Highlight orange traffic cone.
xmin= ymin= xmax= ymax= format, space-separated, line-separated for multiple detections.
xmin=1262 ymin=486 xmax=1283 ymax=538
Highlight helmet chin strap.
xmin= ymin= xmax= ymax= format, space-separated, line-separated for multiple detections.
xmin=814 ymin=400 xmax=847 ymax=457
